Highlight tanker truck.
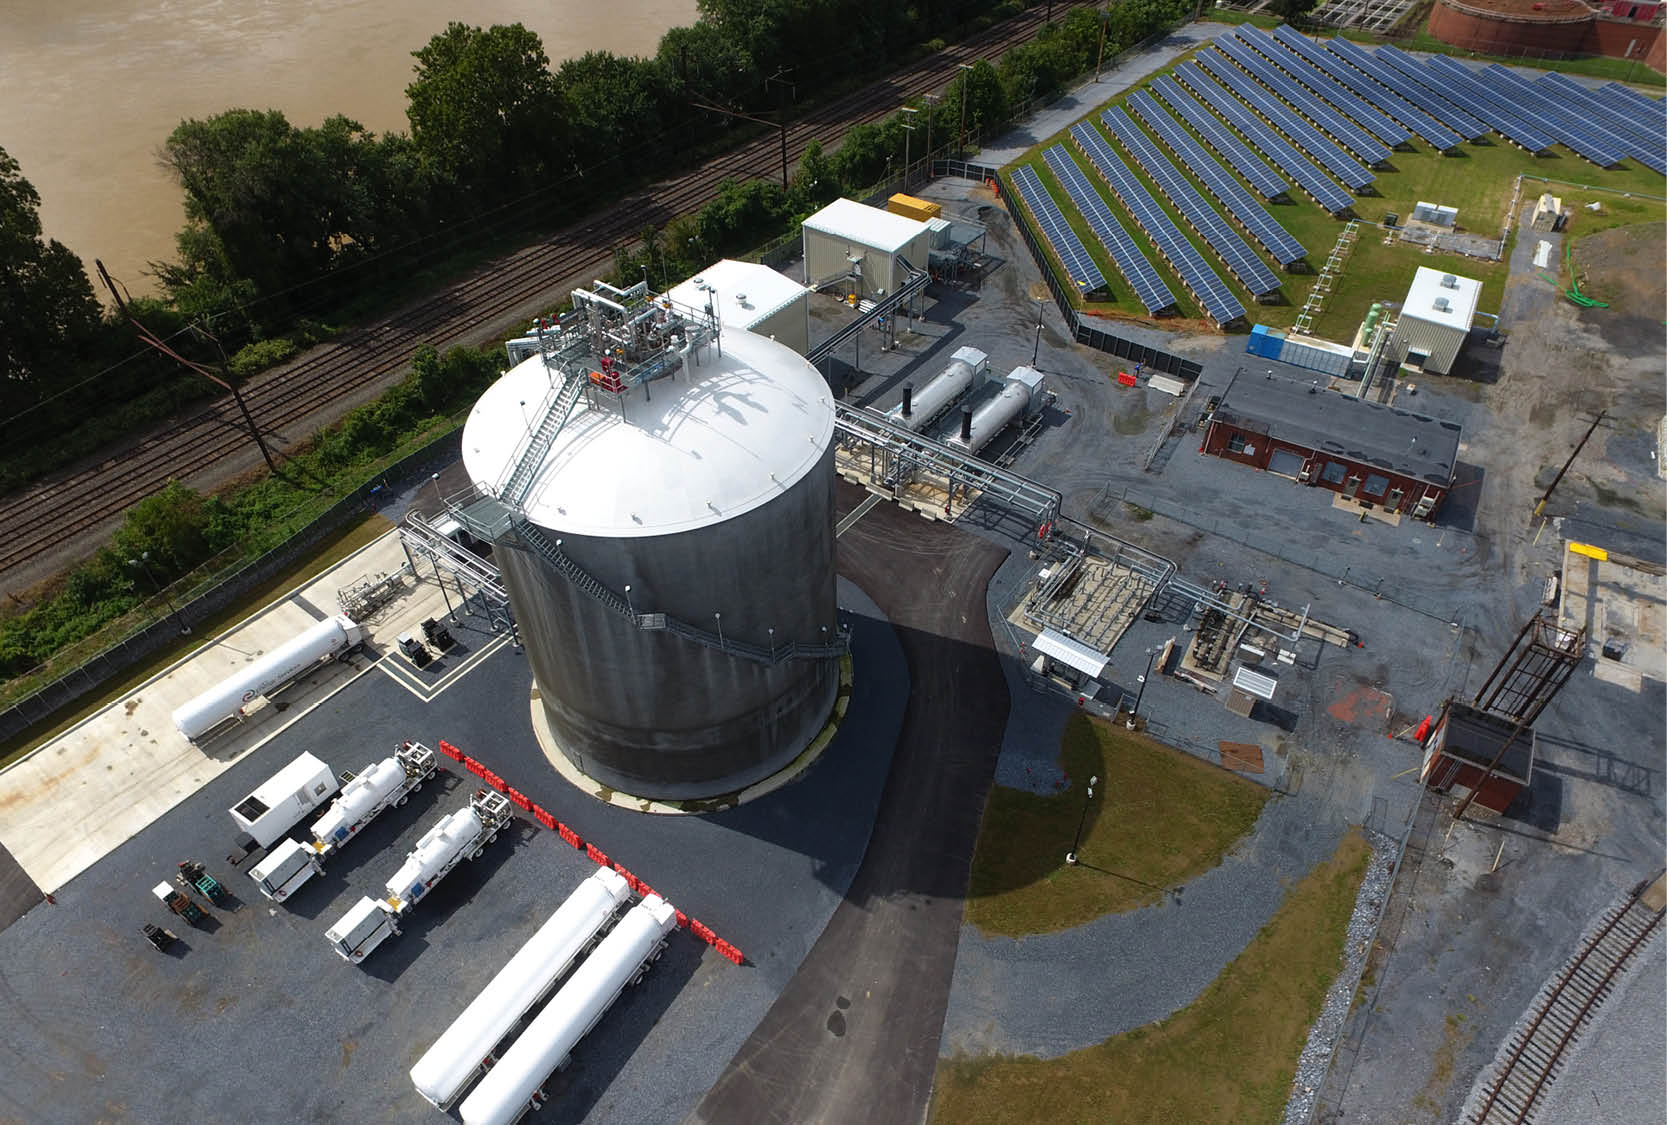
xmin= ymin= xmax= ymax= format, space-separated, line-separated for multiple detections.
xmin=325 ymin=789 xmax=513 ymax=964
xmin=249 ymin=741 xmax=439 ymax=903
xmin=173 ymin=613 xmax=365 ymax=743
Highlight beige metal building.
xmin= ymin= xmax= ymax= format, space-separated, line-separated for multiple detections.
xmin=1389 ymin=267 xmax=1482 ymax=375
xmin=667 ymin=259 xmax=811 ymax=356
xmin=801 ymin=198 xmax=930 ymax=300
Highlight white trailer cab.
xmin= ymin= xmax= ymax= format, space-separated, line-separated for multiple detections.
xmin=410 ymin=868 xmax=633 ymax=1109
xmin=325 ymin=789 xmax=514 ymax=963
xmin=250 ymin=741 xmax=439 ymax=903
xmin=172 ymin=613 xmax=366 ymax=743
xmin=229 ymin=752 xmax=339 ymax=850
xmin=459 ymin=895 xmax=678 ymax=1125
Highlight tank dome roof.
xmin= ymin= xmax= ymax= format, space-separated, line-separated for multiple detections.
xmin=463 ymin=329 xmax=834 ymax=538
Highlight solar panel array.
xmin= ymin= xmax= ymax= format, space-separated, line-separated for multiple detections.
xmin=1128 ymin=90 xmax=1307 ymax=268
xmin=1195 ymin=49 xmax=1376 ymax=190
xmin=1377 ymin=47 xmax=1553 ymax=152
xmin=1175 ymin=61 xmax=1357 ymax=213
xmin=1150 ymin=74 xmax=1289 ymax=200
xmin=1040 ymin=145 xmax=1177 ymax=315
xmin=1326 ymin=37 xmax=1489 ymax=141
xmin=1215 ymin=31 xmax=1392 ymax=164
xmin=1235 ymin=24 xmax=1409 ymax=148
xmin=1476 ymin=64 xmax=1636 ymax=168
xmin=1008 ymin=163 xmax=1107 ymax=297
xmin=1271 ymin=26 xmax=1461 ymax=150
xmin=1537 ymin=72 xmax=1667 ymax=171
xmin=1597 ymin=81 xmax=1667 ymax=123
xmin=1099 ymin=107 xmax=1281 ymax=297
xmin=1070 ymin=123 xmax=1245 ymax=325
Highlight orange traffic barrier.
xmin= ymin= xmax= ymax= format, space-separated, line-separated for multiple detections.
xmin=437 ymin=740 xmax=464 ymax=761
xmin=1413 ymin=715 xmax=1433 ymax=743
xmin=532 ymin=806 xmax=557 ymax=830
xmin=484 ymin=771 xmax=507 ymax=793
xmin=463 ymin=757 xmax=487 ymax=778
xmin=558 ymin=824 xmax=583 ymax=849
xmin=674 ymin=910 xmax=689 ymax=929
xmin=714 ymin=940 xmax=744 ymax=964
xmin=585 ymin=843 xmax=609 ymax=867
xmin=506 ymin=787 xmax=533 ymax=811
xmin=691 ymin=920 xmax=716 ymax=945
xmin=1117 ymin=370 xmax=1138 ymax=386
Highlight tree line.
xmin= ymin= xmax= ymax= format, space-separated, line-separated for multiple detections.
xmin=0 ymin=0 xmax=1194 ymax=494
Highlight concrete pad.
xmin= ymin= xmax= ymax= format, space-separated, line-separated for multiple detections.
xmin=0 ymin=528 xmax=472 ymax=894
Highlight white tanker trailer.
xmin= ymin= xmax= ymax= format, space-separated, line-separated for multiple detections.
xmin=410 ymin=868 xmax=633 ymax=1109
xmin=249 ymin=741 xmax=439 ymax=903
xmin=325 ymin=789 xmax=513 ymax=964
xmin=172 ymin=613 xmax=365 ymax=743
xmin=885 ymin=346 xmax=987 ymax=433
xmin=460 ymin=894 xmax=679 ymax=1125
xmin=945 ymin=364 xmax=1047 ymax=455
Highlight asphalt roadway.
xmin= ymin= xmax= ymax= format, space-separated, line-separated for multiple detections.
xmin=694 ymin=482 xmax=1011 ymax=1125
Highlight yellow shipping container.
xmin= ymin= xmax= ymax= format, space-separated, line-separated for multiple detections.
xmin=887 ymin=193 xmax=941 ymax=222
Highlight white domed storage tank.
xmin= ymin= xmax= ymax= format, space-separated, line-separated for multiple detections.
xmin=463 ymin=310 xmax=841 ymax=801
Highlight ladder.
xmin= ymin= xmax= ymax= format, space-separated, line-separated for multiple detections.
xmin=499 ymin=366 xmax=590 ymax=508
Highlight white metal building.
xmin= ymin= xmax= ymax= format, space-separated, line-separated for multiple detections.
xmin=801 ymin=198 xmax=931 ymax=300
xmin=667 ymin=259 xmax=811 ymax=356
xmin=1389 ymin=267 xmax=1482 ymax=375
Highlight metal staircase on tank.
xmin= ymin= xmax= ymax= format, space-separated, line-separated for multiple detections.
xmin=512 ymin=516 xmax=846 ymax=666
xmin=498 ymin=366 xmax=591 ymax=508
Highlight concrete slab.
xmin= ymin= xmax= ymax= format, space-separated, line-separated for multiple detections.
xmin=0 ymin=528 xmax=477 ymax=894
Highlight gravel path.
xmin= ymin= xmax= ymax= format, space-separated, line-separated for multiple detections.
xmin=939 ymin=792 xmax=1347 ymax=1059
xmin=1281 ymin=829 xmax=1396 ymax=1124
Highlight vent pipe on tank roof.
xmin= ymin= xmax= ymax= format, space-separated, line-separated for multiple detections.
xmin=960 ymin=405 xmax=973 ymax=443
xmin=902 ymin=384 xmax=914 ymax=418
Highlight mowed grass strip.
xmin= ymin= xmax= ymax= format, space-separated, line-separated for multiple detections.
xmin=965 ymin=713 xmax=1268 ymax=937
xmin=935 ymin=828 xmax=1373 ymax=1125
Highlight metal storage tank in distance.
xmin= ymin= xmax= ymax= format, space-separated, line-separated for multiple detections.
xmin=461 ymin=294 xmax=842 ymax=802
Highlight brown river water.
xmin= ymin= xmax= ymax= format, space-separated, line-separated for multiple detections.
xmin=0 ymin=0 xmax=695 ymax=293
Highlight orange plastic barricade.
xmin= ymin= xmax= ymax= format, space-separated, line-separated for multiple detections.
xmin=437 ymin=741 xmax=464 ymax=761
xmin=558 ymin=824 xmax=583 ymax=849
xmin=506 ymin=787 xmax=533 ymax=812
xmin=463 ymin=757 xmax=487 ymax=778
xmin=585 ymin=843 xmax=609 ymax=868
xmin=715 ymin=940 xmax=744 ymax=964
xmin=674 ymin=910 xmax=689 ymax=929
xmin=1116 ymin=371 xmax=1138 ymax=386
xmin=533 ymin=806 xmax=557 ymax=830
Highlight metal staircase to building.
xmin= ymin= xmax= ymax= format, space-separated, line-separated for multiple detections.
xmin=807 ymin=261 xmax=931 ymax=365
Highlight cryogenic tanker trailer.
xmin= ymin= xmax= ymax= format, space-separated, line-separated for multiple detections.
xmin=325 ymin=788 xmax=513 ymax=963
xmin=460 ymin=894 xmax=678 ymax=1125
xmin=885 ymin=346 xmax=987 ymax=432
xmin=172 ymin=613 xmax=365 ymax=743
xmin=410 ymin=868 xmax=633 ymax=1109
xmin=249 ymin=741 xmax=439 ymax=902
xmin=945 ymin=364 xmax=1047 ymax=455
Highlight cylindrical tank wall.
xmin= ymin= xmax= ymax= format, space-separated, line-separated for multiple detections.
xmin=500 ymin=445 xmax=840 ymax=799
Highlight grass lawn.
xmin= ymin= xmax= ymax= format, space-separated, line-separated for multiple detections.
xmin=0 ymin=512 xmax=393 ymax=771
xmin=934 ymin=828 xmax=1373 ymax=1125
xmin=965 ymin=712 xmax=1269 ymax=937
xmin=998 ymin=36 xmax=1665 ymax=344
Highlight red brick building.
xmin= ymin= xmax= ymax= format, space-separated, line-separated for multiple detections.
xmin=1428 ymin=0 xmax=1665 ymax=69
xmin=1201 ymin=373 xmax=1463 ymax=521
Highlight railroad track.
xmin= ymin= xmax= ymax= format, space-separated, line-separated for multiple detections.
xmin=1467 ymin=876 xmax=1665 ymax=1125
xmin=0 ymin=4 xmax=1088 ymax=582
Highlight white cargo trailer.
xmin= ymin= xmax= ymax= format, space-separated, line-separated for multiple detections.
xmin=250 ymin=741 xmax=439 ymax=902
xmin=410 ymin=868 xmax=633 ymax=1109
xmin=229 ymin=751 xmax=339 ymax=850
xmin=460 ymin=895 xmax=678 ymax=1125
xmin=325 ymin=789 xmax=514 ymax=963
xmin=172 ymin=613 xmax=365 ymax=743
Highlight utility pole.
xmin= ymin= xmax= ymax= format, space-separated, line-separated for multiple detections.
xmin=900 ymin=106 xmax=918 ymax=192
xmin=96 ymin=260 xmax=277 ymax=474
xmin=690 ymin=100 xmax=789 ymax=188
xmin=1533 ymin=410 xmax=1606 ymax=518
xmin=1096 ymin=6 xmax=1108 ymax=80
xmin=922 ymin=93 xmax=938 ymax=170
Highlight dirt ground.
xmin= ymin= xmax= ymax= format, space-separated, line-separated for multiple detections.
xmin=1574 ymin=221 xmax=1667 ymax=341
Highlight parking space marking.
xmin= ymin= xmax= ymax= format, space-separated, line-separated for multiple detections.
xmin=375 ymin=631 xmax=511 ymax=702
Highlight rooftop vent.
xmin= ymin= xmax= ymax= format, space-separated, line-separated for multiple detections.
xmin=1433 ymin=297 xmax=1451 ymax=313
xmin=1440 ymin=274 xmax=1458 ymax=289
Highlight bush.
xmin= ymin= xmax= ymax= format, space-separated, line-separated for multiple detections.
xmin=228 ymin=337 xmax=299 ymax=378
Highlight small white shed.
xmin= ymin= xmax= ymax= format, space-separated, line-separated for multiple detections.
xmin=668 ymin=259 xmax=811 ymax=355
xmin=1389 ymin=267 xmax=1481 ymax=376
xmin=801 ymin=198 xmax=931 ymax=300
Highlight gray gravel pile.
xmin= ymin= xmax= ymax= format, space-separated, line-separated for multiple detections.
xmin=1281 ymin=828 xmax=1397 ymax=1125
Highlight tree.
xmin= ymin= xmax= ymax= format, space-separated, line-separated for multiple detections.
xmin=1267 ymin=0 xmax=1320 ymax=21
xmin=0 ymin=145 xmax=101 ymax=416
xmin=406 ymin=23 xmax=568 ymax=203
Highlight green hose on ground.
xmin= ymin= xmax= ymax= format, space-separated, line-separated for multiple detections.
xmin=1563 ymin=242 xmax=1609 ymax=309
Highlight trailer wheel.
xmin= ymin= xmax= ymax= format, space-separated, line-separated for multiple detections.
xmin=471 ymin=848 xmax=484 ymax=861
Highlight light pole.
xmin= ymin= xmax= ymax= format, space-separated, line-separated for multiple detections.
xmin=1127 ymin=648 xmax=1159 ymax=727
xmin=129 ymin=552 xmax=189 ymax=634
xmin=957 ymin=63 xmax=974 ymax=155
xmin=1066 ymin=774 xmax=1099 ymax=865
xmin=1032 ymin=300 xmax=1044 ymax=364
xmin=714 ymin=612 xmax=725 ymax=650
xmin=624 ymin=584 xmax=635 ymax=621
